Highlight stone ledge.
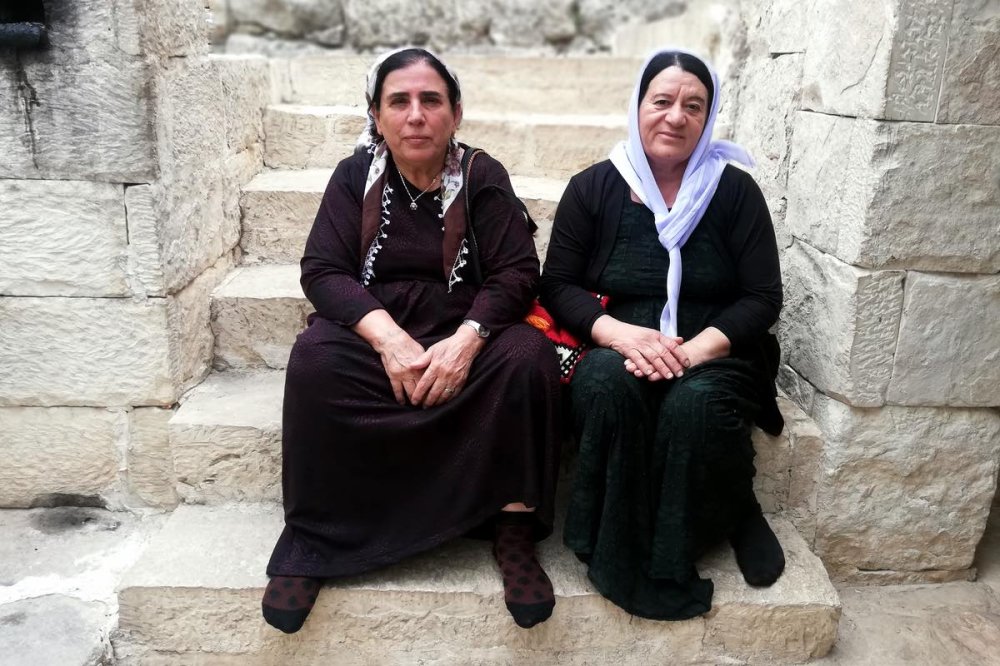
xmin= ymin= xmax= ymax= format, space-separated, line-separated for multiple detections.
xmin=263 ymin=105 xmax=626 ymax=179
xmin=114 ymin=503 xmax=839 ymax=664
xmin=239 ymin=169 xmax=565 ymax=264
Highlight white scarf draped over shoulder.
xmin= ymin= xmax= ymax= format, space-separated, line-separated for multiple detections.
xmin=609 ymin=47 xmax=754 ymax=338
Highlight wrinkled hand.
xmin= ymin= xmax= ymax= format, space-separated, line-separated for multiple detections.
xmin=591 ymin=315 xmax=689 ymax=381
xmin=409 ymin=326 xmax=486 ymax=407
xmin=377 ymin=330 xmax=427 ymax=405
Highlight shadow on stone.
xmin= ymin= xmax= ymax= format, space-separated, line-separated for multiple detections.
xmin=29 ymin=506 xmax=121 ymax=535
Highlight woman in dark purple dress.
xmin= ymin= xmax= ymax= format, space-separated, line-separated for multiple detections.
xmin=261 ymin=48 xmax=561 ymax=634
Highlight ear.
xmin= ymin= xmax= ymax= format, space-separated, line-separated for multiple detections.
xmin=371 ymin=104 xmax=383 ymax=135
xmin=453 ymin=101 xmax=463 ymax=131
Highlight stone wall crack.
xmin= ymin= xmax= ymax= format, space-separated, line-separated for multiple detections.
xmin=840 ymin=30 xmax=886 ymax=95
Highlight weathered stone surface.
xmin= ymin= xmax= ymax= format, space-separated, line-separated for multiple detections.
xmin=230 ymin=0 xmax=346 ymax=45
xmin=264 ymin=105 xmax=626 ymax=179
xmin=835 ymin=568 xmax=976 ymax=586
xmin=730 ymin=52 xmax=803 ymax=247
xmin=801 ymin=0 xmax=950 ymax=121
xmin=153 ymin=56 xmax=266 ymax=292
xmin=0 ymin=297 xmax=176 ymax=407
xmin=578 ymin=0 xmax=687 ymax=50
xmin=127 ymin=408 xmax=179 ymax=510
xmin=936 ymin=0 xmax=1000 ymax=125
xmin=784 ymin=395 xmax=824 ymax=546
xmin=740 ymin=0 xmax=808 ymax=56
xmin=169 ymin=372 xmax=283 ymax=504
xmin=819 ymin=583 xmax=1000 ymax=665
xmin=123 ymin=184 xmax=168 ymax=297
xmin=216 ymin=55 xmax=271 ymax=153
xmin=0 ymin=180 xmax=130 ymax=297
xmin=888 ymin=272 xmax=1000 ymax=407
xmin=780 ymin=241 xmax=904 ymax=407
xmin=0 ymin=59 xmax=156 ymax=182
xmin=487 ymin=0 xmax=577 ymax=48
xmin=811 ymin=394 xmax=1000 ymax=575
xmin=977 ymin=509 xmax=1000 ymax=601
xmin=787 ymin=112 xmax=1000 ymax=273
xmin=138 ymin=0 xmax=212 ymax=58
xmin=0 ymin=408 xmax=123 ymax=508
xmin=116 ymin=504 xmax=838 ymax=663
xmin=277 ymin=54 xmax=640 ymax=115
xmin=169 ymin=253 xmax=237 ymax=396
xmin=777 ymin=363 xmax=817 ymax=416
xmin=211 ymin=265 xmax=309 ymax=370
xmin=0 ymin=595 xmax=111 ymax=665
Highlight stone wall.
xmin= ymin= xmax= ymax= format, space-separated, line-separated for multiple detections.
xmin=214 ymin=0 xmax=688 ymax=52
xmin=0 ymin=0 xmax=271 ymax=509
xmin=732 ymin=0 xmax=1000 ymax=581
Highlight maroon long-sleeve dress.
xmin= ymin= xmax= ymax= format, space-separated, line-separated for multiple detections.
xmin=266 ymin=149 xmax=561 ymax=578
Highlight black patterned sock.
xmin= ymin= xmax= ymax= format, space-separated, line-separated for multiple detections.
xmin=730 ymin=509 xmax=785 ymax=587
xmin=493 ymin=512 xmax=555 ymax=629
xmin=261 ymin=575 xmax=322 ymax=633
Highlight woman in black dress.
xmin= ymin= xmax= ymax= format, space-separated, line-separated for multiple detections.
xmin=262 ymin=48 xmax=561 ymax=633
xmin=539 ymin=48 xmax=786 ymax=620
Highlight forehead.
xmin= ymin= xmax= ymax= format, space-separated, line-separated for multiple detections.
xmin=381 ymin=61 xmax=449 ymax=96
xmin=644 ymin=66 xmax=709 ymax=100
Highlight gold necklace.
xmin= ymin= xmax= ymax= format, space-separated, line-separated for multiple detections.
xmin=396 ymin=166 xmax=439 ymax=210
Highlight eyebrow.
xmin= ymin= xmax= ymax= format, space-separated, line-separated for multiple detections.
xmin=385 ymin=90 xmax=445 ymax=103
xmin=650 ymin=92 xmax=707 ymax=105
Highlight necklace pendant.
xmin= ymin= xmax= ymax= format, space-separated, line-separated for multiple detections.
xmin=409 ymin=201 xmax=418 ymax=211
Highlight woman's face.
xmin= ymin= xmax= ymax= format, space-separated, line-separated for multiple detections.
xmin=372 ymin=60 xmax=462 ymax=170
xmin=637 ymin=65 xmax=709 ymax=172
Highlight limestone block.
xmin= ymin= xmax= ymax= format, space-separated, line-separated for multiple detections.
xmin=787 ymin=112 xmax=1000 ymax=273
xmin=751 ymin=424 xmax=790 ymax=514
xmin=124 ymin=184 xmax=168 ymax=297
xmin=215 ymin=55 xmax=270 ymax=153
xmin=0 ymin=297 xmax=174 ymax=407
xmin=777 ymin=363 xmax=817 ymax=416
xmin=240 ymin=169 xmax=329 ymax=264
xmin=487 ymin=0 xmax=577 ymax=48
xmin=128 ymin=407 xmax=179 ymax=510
xmin=887 ymin=272 xmax=1000 ymax=407
xmin=936 ymin=0 xmax=1000 ymax=125
xmin=138 ymin=0 xmax=212 ymax=58
xmin=578 ymin=0 xmax=687 ymax=49
xmin=0 ymin=59 xmax=156 ymax=182
xmin=780 ymin=241 xmax=904 ymax=407
xmin=158 ymin=58 xmax=227 ymax=171
xmin=211 ymin=265 xmax=309 ymax=370
xmin=279 ymin=54 xmax=640 ymax=115
xmin=811 ymin=394 xmax=1000 ymax=574
xmin=230 ymin=0 xmax=346 ymax=45
xmin=740 ymin=0 xmax=809 ymax=55
xmin=801 ymin=0 xmax=950 ymax=121
xmin=169 ymin=372 xmax=283 ymax=504
xmin=263 ymin=105 xmax=364 ymax=169
xmin=730 ymin=52 xmax=804 ymax=248
xmin=0 ymin=407 xmax=123 ymax=508
xmin=783 ymin=397 xmax=824 ymax=546
xmin=0 ymin=180 xmax=130 ymax=297
xmin=342 ymin=0 xmax=491 ymax=50
xmin=169 ymin=254 xmax=237 ymax=397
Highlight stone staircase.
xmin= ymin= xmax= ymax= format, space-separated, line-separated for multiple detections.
xmin=113 ymin=53 xmax=841 ymax=664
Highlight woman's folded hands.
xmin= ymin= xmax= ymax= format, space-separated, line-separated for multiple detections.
xmin=591 ymin=314 xmax=689 ymax=381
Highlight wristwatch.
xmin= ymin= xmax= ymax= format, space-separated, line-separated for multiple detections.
xmin=462 ymin=319 xmax=491 ymax=338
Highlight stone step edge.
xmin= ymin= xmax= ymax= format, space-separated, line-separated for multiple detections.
xmin=116 ymin=503 xmax=840 ymax=662
xmin=268 ymin=103 xmax=627 ymax=128
xmin=242 ymin=168 xmax=568 ymax=203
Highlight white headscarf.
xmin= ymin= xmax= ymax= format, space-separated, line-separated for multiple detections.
xmin=609 ymin=47 xmax=754 ymax=338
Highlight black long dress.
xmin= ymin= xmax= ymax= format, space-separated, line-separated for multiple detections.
xmin=266 ymin=150 xmax=561 ymax=578
xmin=539 ymin=162 xmax=783 ymax=620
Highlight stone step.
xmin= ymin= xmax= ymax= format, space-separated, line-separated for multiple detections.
xmin=169 ymin=368 xmax=814 ymax=516
xmin=210 ymin=265 xmax=309 ymax=372
xmin=114 ymin=503 xmax=840 ymax=664
xmin=272 ymin=54 xmax=641 ymax=115
xmin=240 ymin=169 xmax=566 ymax=265
xmin=263 ymin=104 xmax=625 ymax=180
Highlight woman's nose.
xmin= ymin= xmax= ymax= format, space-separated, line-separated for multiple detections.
xmin=665 ymin=103 xmax=685 ymax=125
xmin=407 ymin=101 xmax=425 ymax=123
